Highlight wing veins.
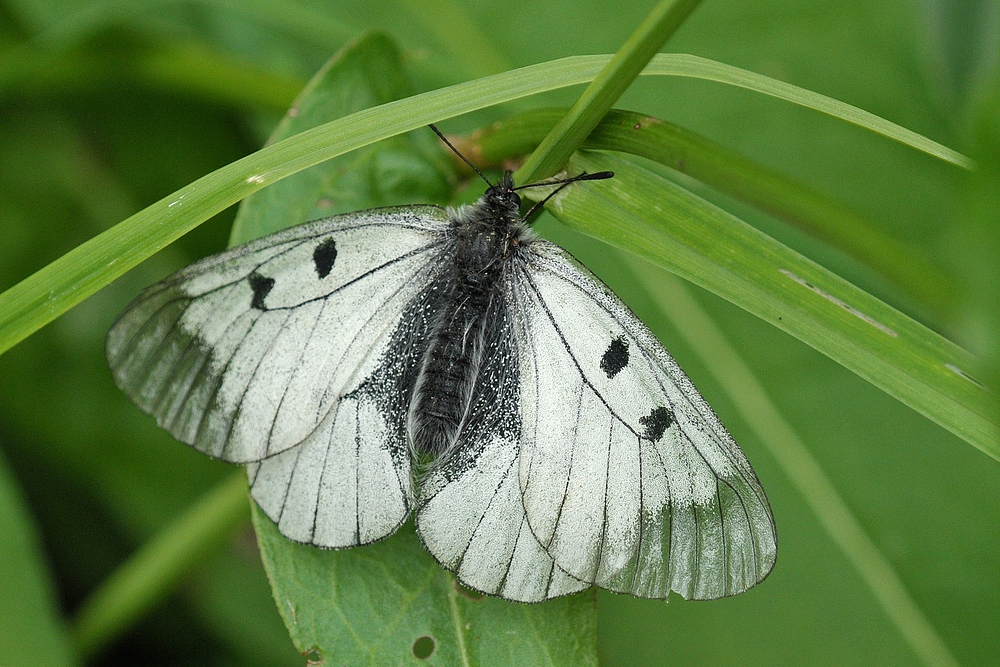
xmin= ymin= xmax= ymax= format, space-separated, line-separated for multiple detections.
xmin=165 ymin=342 xmax=216 ymax=433
xmin=545 ymin=383 xmax=585 ymax=551
xmin=354 ymin=398 xmax=361 ymax=545
xmin=110 ymin=294 xmax=190 ymax=371
xmin=263 ymin=298 xmax=328 ymax=456
xmin=593 ymin=415 xmax=614 ymax=582
xmin=519 ymin=267 xmax=641 ymax=439
xmin=628 ymin=433 xmax=647 ymax=595
xmin=146 ymin=217 xmax=440 ymax=298
xmin=219 ymin=310 xmax=293 ymax=460
xmin=532 ymin=257 xmax=770 ymax=518
xmin=131 ymin=300 xmax=192 ymax=400
xmin=454 ymin=458 xmax=517 ymax=578
xmin=720 ymin=475 xmax=760 ymax=585
xmin=321 ymin=255 xmax=444 ymax=412
xmin=152 ymin=327 xmax=202 ymax=418
xmin=495 ymin=517 xmax=524 ymax=597
xmin=644 ymin=434 xmax=674 ymax=598
xmin=715 ymin=478 xmax=728 ymax=596
xmin=190 ymin=310 xmax=262 ymax=451
xmin=273 ymin=431 xmax=309 ymax=526
xmin=251 ymin=242 xmax=443 ymax=312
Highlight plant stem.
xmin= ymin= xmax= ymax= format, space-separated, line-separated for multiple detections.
xmin=71 ymin=471 xmax=249 ymax=659
xmin=514 ymin=0 xmax=703 ymax=184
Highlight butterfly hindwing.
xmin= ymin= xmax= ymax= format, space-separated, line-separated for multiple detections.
xmin=415 ymin=286 xmax=589 ymax=602
xmin=512 ymin=241 xmax=777 ymax=600
xmin=107 ymin=206 xmax=450 ymax=466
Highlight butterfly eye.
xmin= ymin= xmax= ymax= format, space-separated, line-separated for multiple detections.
xmin=510 ymin=192 xmax=521 ymax=207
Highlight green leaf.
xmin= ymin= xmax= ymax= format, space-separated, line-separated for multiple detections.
xmin=549 ymin=151 xmax=998 ymax=460
xmin=254 ymin=509 xmax=597 ymax=667
xmin=0 ymin=449 xmax=79 ymax=667
xmin=238 ymin=32 xmax=597 ymax=666
xmin=0 ymin=51 xmax=967 ymax=359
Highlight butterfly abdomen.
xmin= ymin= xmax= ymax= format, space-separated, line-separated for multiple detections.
xmin=408 ymin=189 xmax=522 ymax=459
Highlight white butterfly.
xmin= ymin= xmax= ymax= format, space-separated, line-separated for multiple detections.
xmin=107 ymin=148 xmax=776 ymax=603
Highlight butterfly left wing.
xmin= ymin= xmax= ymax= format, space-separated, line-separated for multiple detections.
xmin=107 ymin=207 xmax=451 ymax=548
xmin=512 ymin=241 xmax=777 ymax=600
xmin=415 ymin=291 xmax=589 ymax=602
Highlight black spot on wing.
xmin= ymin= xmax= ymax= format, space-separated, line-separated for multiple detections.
xmin=248 ymin=272 xmax=275 ymax=310
xmin=640 ymin=406 xmax=674 ymax=441
xmin=600 ymin=336 xmax=629 ymax=378
xmin=313 ymin=237 xmax=338 ymax=278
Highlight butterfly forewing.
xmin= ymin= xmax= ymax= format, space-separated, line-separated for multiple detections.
xmin=512 ymin=241 xmax=776 ymax=600
xmin=106 ymin=206 xmax=450 ymax=464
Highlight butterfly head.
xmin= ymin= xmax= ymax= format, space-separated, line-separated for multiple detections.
xmin=478 ymin=172 xmax=522 ymax=227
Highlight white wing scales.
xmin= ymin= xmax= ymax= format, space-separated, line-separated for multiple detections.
xmin=247 ymin=390 xmax=411 ymax=548
xmin=109 ymin=197 xmax=775 ymax=601
xmin=511 ymin=241 xmax=776 ymax=600
xmin=417 ymin=435 xmax=588 ymax=602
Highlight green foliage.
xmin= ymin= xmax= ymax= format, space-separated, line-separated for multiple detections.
xmin=0 ymin=1 xmax=998 ymax=666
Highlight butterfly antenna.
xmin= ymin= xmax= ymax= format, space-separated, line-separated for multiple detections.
xmin=517 ymin=171 xmax=614 ymax=224
xmin=429 ymin=124 xmax=492 ymax=187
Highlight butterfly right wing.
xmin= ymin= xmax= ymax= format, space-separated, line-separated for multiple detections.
xmin=107 ymin=207 xmax=450 ymax=546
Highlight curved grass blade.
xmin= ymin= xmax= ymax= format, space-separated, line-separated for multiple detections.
xmin=238 ymin=32 xmax=598 ymax=666
xmin=516 ymin=0 xmax=704 ymax=183
xmin=640 ymin=54 xmax=972 ymax=169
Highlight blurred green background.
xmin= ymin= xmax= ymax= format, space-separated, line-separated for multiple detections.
xmin=1 ymin=0 xmax=998 ymax=665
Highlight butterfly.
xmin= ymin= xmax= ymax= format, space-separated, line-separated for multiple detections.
xmin=106 ymin=127 xmax=776 ymax=603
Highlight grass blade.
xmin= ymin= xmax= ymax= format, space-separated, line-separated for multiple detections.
xmin=479 ymin=108 xmax=956 ymax=319
xmin=640 ymin=54 xmax=972 ymax=169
